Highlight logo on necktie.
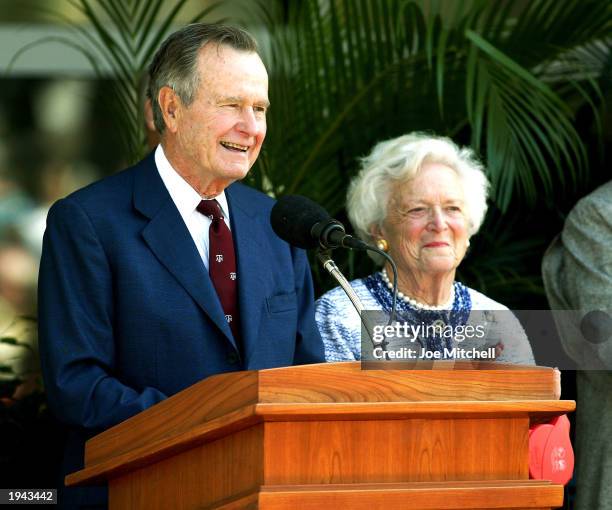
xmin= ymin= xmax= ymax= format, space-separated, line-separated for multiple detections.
xmin=229 ymin=272 xmax=236 ymax=280
xmin=216 ymin=254 xmax=224 ymax=263
xmin=225 ymin=314 xmax=233 ymax=323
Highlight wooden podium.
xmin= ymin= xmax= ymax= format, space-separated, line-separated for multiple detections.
xmin=67 ymin=362 xmax=574 ymax=509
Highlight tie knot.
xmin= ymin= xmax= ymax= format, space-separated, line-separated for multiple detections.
xmin=197 ymin=199 xmax=223 ymax=222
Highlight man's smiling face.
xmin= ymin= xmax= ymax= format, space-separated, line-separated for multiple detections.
xmin=174 ymin=43 xmax=269 ymax=192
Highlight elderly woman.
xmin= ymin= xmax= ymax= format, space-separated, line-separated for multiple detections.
xmin=315 ymin=133 xmax=534 ymax=364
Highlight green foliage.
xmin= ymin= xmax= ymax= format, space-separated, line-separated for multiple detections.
xmin=256 ymin=0 xmax=610 ymax=211
xmin=9 ymin=0 xmax=611 ymax=304
xmin=250 ymin=0 xmax=611 ymax=302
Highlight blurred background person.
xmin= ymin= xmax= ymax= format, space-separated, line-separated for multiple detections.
xmin=0 ymin=242 xmax=39 ymax=402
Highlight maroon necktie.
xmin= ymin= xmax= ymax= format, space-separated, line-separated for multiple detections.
xmin=196 ymin=199 xmax=241 ymax=347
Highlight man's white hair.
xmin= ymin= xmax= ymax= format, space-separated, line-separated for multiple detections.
xmin=347 ymin=132 xmax=490 ymax=265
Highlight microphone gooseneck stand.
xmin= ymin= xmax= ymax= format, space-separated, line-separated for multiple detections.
xmin=316 ymin=246 xmax=399 ymax=352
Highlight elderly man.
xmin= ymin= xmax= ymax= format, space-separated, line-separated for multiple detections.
xmin=38 ymin=24 xmax=324 ymax=508
xmin=542 ymin=181 xmax=612 ymax=510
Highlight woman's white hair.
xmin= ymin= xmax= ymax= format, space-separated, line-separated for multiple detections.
xmin=347 ymin=132 xmax=490 ymax=264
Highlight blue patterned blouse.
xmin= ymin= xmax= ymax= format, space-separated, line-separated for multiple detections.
xmin=315 ymin=272 xmax=535 ymax=365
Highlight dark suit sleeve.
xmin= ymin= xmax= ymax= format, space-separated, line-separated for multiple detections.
xmin=38 ymin=198 xmax=166 ymax=431
xmin=290 ymin=246 xmax=325 ymax=364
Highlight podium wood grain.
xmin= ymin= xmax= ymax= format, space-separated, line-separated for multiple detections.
xmin=214 ymin=481 xmax=562 ymax=510
xmin=82 ymin=362 xmax=562 ymax=468
xmin=66 ymin=362 xmax=573 ymax=509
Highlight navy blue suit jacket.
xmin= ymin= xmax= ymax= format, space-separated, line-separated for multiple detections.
xmin=38 ymin=152 xmax=324 ymax=507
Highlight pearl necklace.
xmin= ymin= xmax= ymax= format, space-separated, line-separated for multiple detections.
xmin=381 ymin=269 xmax=454 ymax=311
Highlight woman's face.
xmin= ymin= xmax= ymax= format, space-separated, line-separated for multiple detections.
xmin=380 ymin=163 xmax=470 ymax=278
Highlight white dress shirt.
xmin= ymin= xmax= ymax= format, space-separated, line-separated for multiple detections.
xmin=155 ymin=144 xmax=231 ymax=270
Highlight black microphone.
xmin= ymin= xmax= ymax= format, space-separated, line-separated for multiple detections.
xmin=580 ymin=310 xmax=612 ymax=345
xmin=270 ymin=195 xmax=369 ymax=251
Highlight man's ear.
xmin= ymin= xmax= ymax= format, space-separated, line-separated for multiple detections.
xmin=158 ymin=86 xmax=181 ymax=133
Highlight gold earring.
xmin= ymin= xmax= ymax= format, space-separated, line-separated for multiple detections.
xmin=376 ymin=239 xmax=389 ymax=252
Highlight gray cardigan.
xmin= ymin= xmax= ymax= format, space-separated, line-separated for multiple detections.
xmin=542 ymin=180 xmax=612 ymax=510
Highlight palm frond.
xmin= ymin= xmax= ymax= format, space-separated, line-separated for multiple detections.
xmin=253 ymin=0 xmax=611 ymax=294
xmin=10 ymin=0 xmax=610 ymax=299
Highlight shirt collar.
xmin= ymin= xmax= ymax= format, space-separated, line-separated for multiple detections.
xmin=155 ymin=144 xmax=229 ymax=219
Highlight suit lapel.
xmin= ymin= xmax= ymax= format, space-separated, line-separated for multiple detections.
xmin=133 ymin=154 xmax=236 ymax=349
xmin=226 ymin=184 xmax=268 ymax=366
